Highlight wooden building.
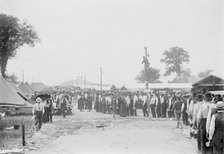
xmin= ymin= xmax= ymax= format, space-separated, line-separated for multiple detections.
xmin=192 ymin=75 xmax=224 ymax=92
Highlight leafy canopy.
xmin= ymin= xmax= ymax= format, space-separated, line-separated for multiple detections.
xmin=135 ymin=67 xmax=161 ymax=83
xmin=0 ymin=13 xmax=40 ymax=77
xmin=198 ymin=69 xmax=213 ymax=79
xmin=160 ymin=47 xmax=189 ymax=76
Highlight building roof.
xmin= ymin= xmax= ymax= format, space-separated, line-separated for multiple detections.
xmin=129 ymin=83 xmax=192 ymax=91
xmin=192 ymin=75 xmax=224 ymax=87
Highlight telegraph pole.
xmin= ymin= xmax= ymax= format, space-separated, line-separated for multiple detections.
xmin=143 ymin=46 xmax=149 ymax=89
xmin=100 ymin=67 xmax=102 ymax=94
xmin=22 ymin=71 xmax=24 ymax=83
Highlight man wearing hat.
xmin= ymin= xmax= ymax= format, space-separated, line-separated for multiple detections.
xmin=208 ymin=101 xmax=224 ymax=154
xmin=188 ymin=92 xmax=197 ymax=126
xmin=33 ymin=97 xmax=45 ymax=130
xmin=181 ymin=94 xmax=189 ymax=125
xmin=197 ymin=92 xmax=213 ymax=154
xmin=173 ymin=95 xmax=183 ymax=129
xmin=206 ymin=96 xmax=223 ymax=138
xmin=192 ymin=93 xmax=204 ymax=152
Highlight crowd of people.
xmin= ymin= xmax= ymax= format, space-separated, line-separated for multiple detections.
xmin=32 ymin=93 xmax=72 ymax=130
xmin=32 ymin=89 xmax=224 ymax=154
xmin=77 ymin=90 xmax=224 ymax=154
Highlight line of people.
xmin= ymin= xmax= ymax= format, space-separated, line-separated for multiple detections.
xmin=77 ymin=90 xmax=224 ymax=154
xmin=189 ymin=92 xmax=224 ymax=154
xmin=76 ymin=91 xmax=191 ymax=122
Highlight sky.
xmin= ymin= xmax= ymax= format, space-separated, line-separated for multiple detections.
xmin=0 ymin=0 xmax=223 ymax=88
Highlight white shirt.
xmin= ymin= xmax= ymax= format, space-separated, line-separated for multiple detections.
xmin=125 ymin=96 xmax=130 ymax=105
xmin=107 ymin=96 xmax=112 ymax=104
xmin=133 ymin=95 xmax=138 ymax=105
xmin=206 ymin=103 xmax=216 ymax=133
xmin=143 ymin=95 xmax=147 ymax=105
xmin=209 ymin=110 xmax=224 ymax=140
xmin=33 ymin=102 xmax=45 ymax=114
xmin=188 ymin=100 xmax=195 ymax=117
xmin=150 ymin=96 xmax=158 ymax=105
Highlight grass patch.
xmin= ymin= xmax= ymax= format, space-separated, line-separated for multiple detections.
xmin=0 ymin=115 xmax=33 ymax=149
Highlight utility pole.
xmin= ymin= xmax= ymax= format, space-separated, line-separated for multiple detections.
xmin=100 ymin=67 xmax=103 ymax=94
xmin=143 ymin=46 xmax=150 ymax=89
xmin=22 ymin=71 xmax=24 ymax=83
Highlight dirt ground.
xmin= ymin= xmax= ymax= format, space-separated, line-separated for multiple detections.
xmin=20 ymin=105 xmax=198 ymax=154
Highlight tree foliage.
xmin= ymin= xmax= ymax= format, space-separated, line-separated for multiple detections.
xmin=170 ymin=68 xmax=191 ymax=83
xmin=110 ymin=85 xmax=117 ymax=91
xmin=198 ymin=69 xmax=213 ymax=79
xmin=0 ymin=14 xmax=40 ymax=78
xmin=5 ymin=73 xmax=18 ymax=83
xmin=160 ymin=47 xmax=189 ymax=76
xmin=135 ymin=67 xmax=161 ymax=84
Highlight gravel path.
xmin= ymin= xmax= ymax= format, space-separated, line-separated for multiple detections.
xmin=24 ymin=107 xmax=197 ymax=154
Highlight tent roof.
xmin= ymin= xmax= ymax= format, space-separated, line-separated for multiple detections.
xmin=30 ymin=82 xmax=47 ymax=92
xmin=8 ymin=81 xmax=28 ymax=99
xmin=192 ymin=75 xmax=224 ymax=87
xmin=0 ymin=76 xmax=27 ymax=106
xmin=18 ymin=82 xmax=33 ymax=95
xmin=25 ymin=82 xmax=35 ymax=93
xmin=20 ymin=102 xmax=33 ymax=108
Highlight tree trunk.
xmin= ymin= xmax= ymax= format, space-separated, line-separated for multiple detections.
xmin=145 ymin=82 xmax=149 ymax=89
xmin=0 ymin=51 xmax=8 ymax=78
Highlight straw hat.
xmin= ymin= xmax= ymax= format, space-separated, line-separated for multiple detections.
xmin=36 ymin=97 xmax=42 ymax=103
xmin=216 ymin=101 xmax=224 ymax=109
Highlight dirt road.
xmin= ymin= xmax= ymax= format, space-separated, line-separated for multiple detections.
xmin=26 ymin=108 xmax=197 ymax=154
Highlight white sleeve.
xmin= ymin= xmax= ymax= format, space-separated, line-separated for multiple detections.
xmin=209 ymin=114 xmax=216 ymax=140
xmin=197 ymin=106 xmax=202 ymax=128
xmin=181 ymin=103 xmax=185 ymax=112
xmin=206 ymin=109 xmax=212 ymax=134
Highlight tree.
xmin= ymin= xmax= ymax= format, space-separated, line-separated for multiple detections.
xmin=198 ymin=69 xmax=213 ymax=79
xmin=160 ymin=47 xmax=189 ymax=76
xmin=5 ymin=73 xmax=18 ymax=83
xmin=169 ymin=68 xmax=191 ymax=83
xmin=0 ymin=14 xmax=40 ymax=78
xmin=120 ymin=86 xmax=127 ymax=91
xmin=135 ymin=67 xmax=161 ymax=84
xmin=110 ymin=85 xmax=117 ymax=91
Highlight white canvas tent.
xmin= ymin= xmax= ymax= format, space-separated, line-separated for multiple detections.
xmin=18 ymin=82 xmax=33 ymax=98
xmin=0 ymin=76 xmax=26 ymax=106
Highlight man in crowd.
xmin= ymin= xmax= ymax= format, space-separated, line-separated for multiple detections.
xmin=160 ymin=93 xmax=167 ymax=118
xmin=208 ymin=101 xmax=224 ymax=154
xmin=192 ymin=93 xmax=204 ymax=152
xmin=181 ymin=94 xmax=189 ymax=125
xmin=133 ymin=93 xmax=138 ymax=116
xmin=197 ymin=92 xmax=212 ymax=154
xmin=173 ymin=93 xmax=183 ymax=129
xmin=33 ymin=97 xmax=45 ymax=130
xmin=61 ymin=95 xmax=67 ymax=118
xmin=142 ymin=93 xmax=149 ymax=117
xmin=150 ymin=92 xmax=157 ymax=118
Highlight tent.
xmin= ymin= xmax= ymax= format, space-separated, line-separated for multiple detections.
xmin=30 ymin=82 xmax=47 ymax=92
xmin=0 ymin=76 xmax=26 ymax=106
xmin=18 ymin=82 xmax=33 ymax=98
xmin=25 ymin=82 xmax=35 ymax=93
xmin=16 ymin=101 xmax=33 ymax=115
xmin=8 ymin=81 xmax=28 ymax=100
xmin=192 ymin=75 xmax=224 ymax=91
